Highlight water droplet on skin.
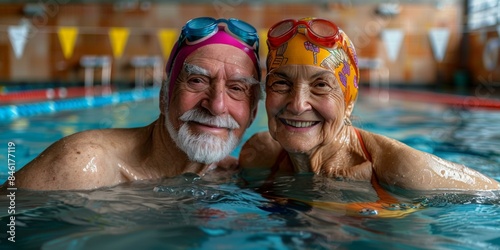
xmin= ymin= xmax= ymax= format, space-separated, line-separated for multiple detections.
xmin=193 ymin=190 xmax=206 ymax=197
xmin=388 ymin=204 xmax=400 ymax=210
xmin=183 ymin=173 xmax=202 ymax=182
xmin=359 ymin=208 xmax=378 ymax=215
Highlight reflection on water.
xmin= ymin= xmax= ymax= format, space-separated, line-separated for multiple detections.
xmin=1 ymin=172 xmax=499 ymax=249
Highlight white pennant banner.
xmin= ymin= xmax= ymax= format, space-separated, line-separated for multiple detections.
xmin=381 ymin=29 xmax=404 ymax=62
xmin=8 ymin=25 xmax=30 ymax=59
xmin=429 ymin=28 xmax=450 ymax=62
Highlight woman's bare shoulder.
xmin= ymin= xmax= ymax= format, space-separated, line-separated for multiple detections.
xmin=355 ymin=128 xmax=419 ymax=165
xmin=355 ymin=128 xmax=500 ymax=190
xmin=239 ymin=131 xmax=283 ymax=169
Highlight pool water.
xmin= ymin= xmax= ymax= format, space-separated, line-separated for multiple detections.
xmin=1 ymin=92 xmax=500 ymax=249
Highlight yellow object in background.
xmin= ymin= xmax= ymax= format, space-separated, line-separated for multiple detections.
xmin=109 ymin=27 xmax=130 ymax=58
xmin=57 ymin=27 xmax=78 ymax=59
xmin=157 ymin=29 xmax=177 ymax=59
xmin=258 ymin=29 xmax=268 ymax=58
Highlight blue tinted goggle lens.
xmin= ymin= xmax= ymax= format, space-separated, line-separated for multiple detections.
xmin=187 ymin=17 xmax=216 ymax=29
xmin=226 ymin=18 xmax=257 ymax=46
xmin=185 ymin=17 xmax=217 ymax=37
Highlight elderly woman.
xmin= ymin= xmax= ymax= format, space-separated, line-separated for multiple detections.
xmin=239 ymin=17 xmax=500 ymax=192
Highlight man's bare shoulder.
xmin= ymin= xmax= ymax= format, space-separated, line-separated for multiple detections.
xmin=12 ymin=129 xmax=124 ymax=190
xmin=239 ymin=131 xmax=282 ymax=169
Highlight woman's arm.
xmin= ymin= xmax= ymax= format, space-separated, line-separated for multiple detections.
xmin=362 ymin=130 xmax=500 ymax=191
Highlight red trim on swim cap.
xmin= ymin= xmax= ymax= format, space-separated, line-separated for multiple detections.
xmin=165 ymin=30 xmax=260 ymax=99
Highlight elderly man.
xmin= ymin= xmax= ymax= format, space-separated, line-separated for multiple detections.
xmin=7 ymin=17 xmax=261 ymax=190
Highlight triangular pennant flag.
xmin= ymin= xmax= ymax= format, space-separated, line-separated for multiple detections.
xmin=258 ymin=29 xmax=268 ymax=58
xmin=109 ymin=27 xmax=129 ymax=58
xmin=8 ymin=25 xmax=29 ymax=59
xmin=429 ymin=28 xmax=450 ymax=62
xmin=58 ymin=27 xmax=78 ymax=59
xmin=157 ymin=29 xmax=177 ymax=59
xmin=381 ymin=29 xmax=404 ymax=62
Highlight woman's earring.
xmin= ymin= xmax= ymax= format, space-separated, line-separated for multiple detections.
xmin=344 ymin=118 xmax=352 ymax=126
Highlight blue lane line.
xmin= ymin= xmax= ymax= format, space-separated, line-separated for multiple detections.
xmin=0 ymin=87 xmax=160 ymax=121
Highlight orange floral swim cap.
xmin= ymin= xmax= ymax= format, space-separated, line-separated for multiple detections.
xmin=266 ymin=17 xmax=359 ymax=107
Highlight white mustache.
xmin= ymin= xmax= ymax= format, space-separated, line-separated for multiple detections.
xmin=179 ymin=109 xmax=240 ymax=130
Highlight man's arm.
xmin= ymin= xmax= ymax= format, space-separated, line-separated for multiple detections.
xmin=239 ymin=131 xmax=283 ymax=169
xmin=365 ymin=131 xmax=500 ymax=191
xmin=6 ymin=131 xmax=121 ymax=191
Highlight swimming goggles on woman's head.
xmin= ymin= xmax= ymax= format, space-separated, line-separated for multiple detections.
xmin=268 ymin=18 xmax=358 ymax=74
xmin=267 ymin=18 xmax=342 ymax=49
xmin=179 ymin=17 xmax=259 ymax=51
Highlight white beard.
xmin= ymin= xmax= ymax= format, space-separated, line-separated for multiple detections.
xmin=165 ymin=108 xmax=240 ymax=164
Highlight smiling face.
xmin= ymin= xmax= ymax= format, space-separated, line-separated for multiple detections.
xmin=164 ymin=44 xmax=260 ymax=163
xmin=266 ymin=64 xmax=350 ymax=154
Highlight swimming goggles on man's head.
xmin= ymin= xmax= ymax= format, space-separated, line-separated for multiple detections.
xmin=267 ymin=18 xmax=346 ymax=49
xmin=178 ymin=17 xmax=259 ymax=52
